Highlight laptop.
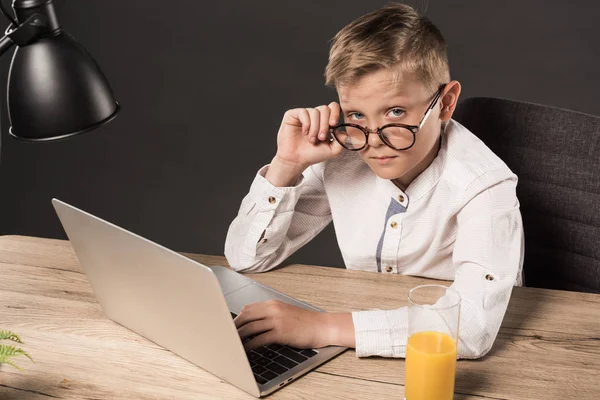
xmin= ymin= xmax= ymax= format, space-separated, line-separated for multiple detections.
xmin=51 ymin=198 xmax=346 ymax=397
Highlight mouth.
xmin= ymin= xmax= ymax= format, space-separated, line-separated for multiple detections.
xmin=370 ymin=155 xmax=397 ymax=165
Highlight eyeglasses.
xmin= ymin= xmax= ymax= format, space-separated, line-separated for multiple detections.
xmin=330 ymin=84 xmax=446 ymax=151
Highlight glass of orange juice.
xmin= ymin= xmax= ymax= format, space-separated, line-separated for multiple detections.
xmin=405 ymin=284 xmax=461 ymax=400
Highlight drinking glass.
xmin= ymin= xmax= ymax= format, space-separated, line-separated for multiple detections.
xmin=405 ymin=284 xmax=461 ymax=400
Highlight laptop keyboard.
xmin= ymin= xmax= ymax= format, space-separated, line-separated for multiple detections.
xmin=231 ymin=312 xmax=318 ymax=385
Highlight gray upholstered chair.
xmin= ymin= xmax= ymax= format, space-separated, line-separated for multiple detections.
xmin=453 ymin=97 xmax=600 ymax=293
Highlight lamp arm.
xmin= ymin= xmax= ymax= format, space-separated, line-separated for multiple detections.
xmin=0 ymin=0 xmax=18 ymax=56
xmin=0 ymin=0 xmax=63 ymax=58
xmin=0 ymin=12 xmax=48 ymax=58
xmin=0 ymin=0 xmax=17 ymax=27
xmin=0 ymin=34 xmax=14 ymax=56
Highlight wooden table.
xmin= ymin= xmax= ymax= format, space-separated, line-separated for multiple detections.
xmin=1 ymin=235 xmax=599 ymax=399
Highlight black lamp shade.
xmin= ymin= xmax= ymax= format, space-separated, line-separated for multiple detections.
xmin=7 ymin=31 xmax=119 ymax=141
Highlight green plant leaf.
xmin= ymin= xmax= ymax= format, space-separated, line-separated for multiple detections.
xmin=0 ymin=331 xmax=33 ymax=370
xmin=1 ymin=358 xmax=23 ymax=370
xmin=0 ymin=344 xmax=33 ymax=362
xmin=0 ymin=330 xmax=23 ymax=343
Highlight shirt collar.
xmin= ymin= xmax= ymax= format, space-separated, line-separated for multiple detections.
xmin=375 ymin=122 xmax=451 ymax=209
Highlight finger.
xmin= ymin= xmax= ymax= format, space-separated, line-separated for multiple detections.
xmin=244 ymin=330 xmax=279 ymax=352
xmin=306 ymin=108 xmax=320 ymax=143
xmin=283 ymin=108 xmax=311 ymax=135
xmin=297 ymin=108 xmax=311 ymax=135
xmin=238 ymin=319 xmax=273 ymax=340
xmin=328 ymin=102 xmax=341 ymax=126
xmin=330 ymin=137 xmax=344 ymax=157
xmin=316 ymin=105 xmax=331 ymax=141
xmin=234 ymin=303 xmax=266 ymax=329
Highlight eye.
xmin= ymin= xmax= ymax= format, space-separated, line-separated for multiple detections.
xmin=347 ymin=112 xmax=364 ymax=120
xmin=387 ymin=108 xmax=405 ymax=118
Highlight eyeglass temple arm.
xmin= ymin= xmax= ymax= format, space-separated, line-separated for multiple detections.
xmin=418 ymin=85 xmax=446 ymax=129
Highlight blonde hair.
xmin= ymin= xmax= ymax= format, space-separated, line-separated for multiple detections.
xmin=325 ymin=3 xmax=450 ymax=91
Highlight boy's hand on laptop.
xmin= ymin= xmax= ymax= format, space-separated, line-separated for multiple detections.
xmin=265 ymin=103 xmax=344 ymax=187
xmin=234 ymin=300 xmax=355 ymax=350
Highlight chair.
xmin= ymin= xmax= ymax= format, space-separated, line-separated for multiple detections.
xmin=453 ymin=97 xmax=600 ymax=293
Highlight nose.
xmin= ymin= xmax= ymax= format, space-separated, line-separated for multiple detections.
xmin=365 ymin=128 xmax=385 ymax=148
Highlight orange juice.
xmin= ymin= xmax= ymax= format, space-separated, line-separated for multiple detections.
xmin=405 ymin=331 xmax=457 ymax=400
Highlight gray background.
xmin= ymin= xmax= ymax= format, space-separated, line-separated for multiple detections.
xmin=1 ymin=0 xmax=598 ymax=268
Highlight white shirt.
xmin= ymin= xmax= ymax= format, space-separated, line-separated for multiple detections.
xmin=224 ymin=119 xmax=524 ymax=359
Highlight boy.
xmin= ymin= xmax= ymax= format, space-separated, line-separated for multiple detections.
xmin=225 ymin=3 xmax=523 ymax=359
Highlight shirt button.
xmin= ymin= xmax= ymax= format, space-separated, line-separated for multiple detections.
xmin=485 ymin=274 xmax=494 ymax=281
xmin=398 ymin=194 xmax=405 ymax=203
xmin=261 ymin=238 xmax=268 ymax=244
xmin=390 ymin=221 xmax=398 ymax=229
xmin=385 ymin=266 xmax=393 ymax=273
xmin=268 ymin=196 xmax=276 ymax=204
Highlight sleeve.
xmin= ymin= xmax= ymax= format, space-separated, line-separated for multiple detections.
xmin=351 ymin=172 xmax=524 ymax=359
xmin=224 ymin=163 xmax=332 ymax=273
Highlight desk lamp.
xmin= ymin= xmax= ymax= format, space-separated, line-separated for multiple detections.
xmin=0 ymin=0 xmax=119 ymax=143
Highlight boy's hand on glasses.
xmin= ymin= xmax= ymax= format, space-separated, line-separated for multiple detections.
xmin=265 ymin=103 xmax=344 ymax=187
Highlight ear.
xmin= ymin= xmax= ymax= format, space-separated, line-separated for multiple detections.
xmin=439 ymin=80 xmax=461 ymax=122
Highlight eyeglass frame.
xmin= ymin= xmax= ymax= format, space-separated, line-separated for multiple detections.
xmin=329 ymin=83 xmax=447 ymax=151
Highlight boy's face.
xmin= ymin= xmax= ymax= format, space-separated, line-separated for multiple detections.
xmin=337 ymin=69 xmax=457 ymax=187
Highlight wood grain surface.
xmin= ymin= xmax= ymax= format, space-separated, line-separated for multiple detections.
xmin=1 ymin=236 xmax=598 ymax=399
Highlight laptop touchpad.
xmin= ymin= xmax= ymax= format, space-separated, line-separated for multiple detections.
xmin=209 ymin=266 xmax=254 ymax=295
xmin=225 ymin=282 xmax=319 ymax=314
